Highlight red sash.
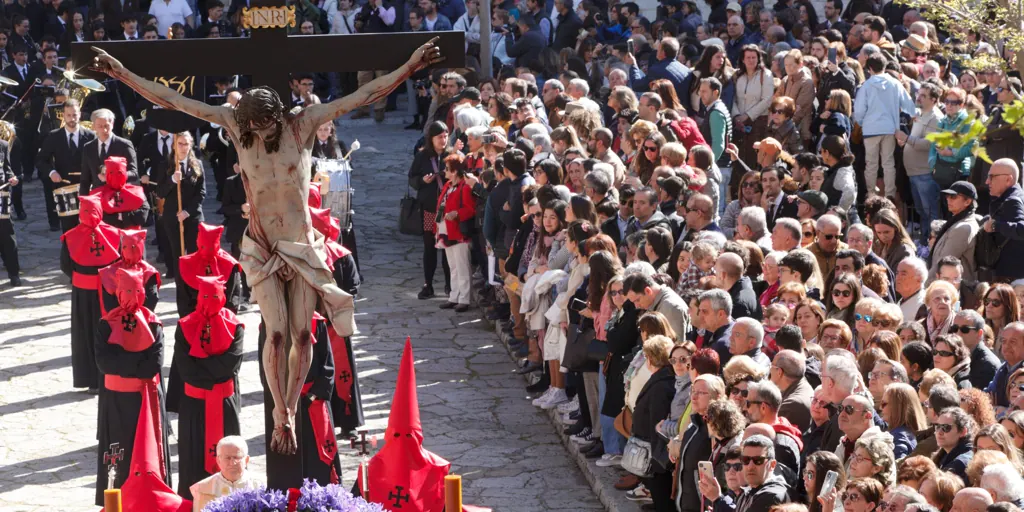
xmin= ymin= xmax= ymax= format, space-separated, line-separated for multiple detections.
xmin=327 ymin=325 xmax=354 ymax=414
xmin=184 ymin=380 xmax=236 ymax=474
xmin=72 ymin=271 xmax=100 ymax=290
xmin=301 ymin=381 xmax=339 ymax=484
xmin=104 ymin=374 xmax=166 ymax=481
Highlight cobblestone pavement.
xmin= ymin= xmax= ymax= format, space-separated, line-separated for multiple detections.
xmin=0 ymin=119 xmax=602 ymax=511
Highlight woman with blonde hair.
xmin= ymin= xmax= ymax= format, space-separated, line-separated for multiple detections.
xmin=818 ymin=89 xmax=853 ymax=143
xmin=1000 ymin=410 xmax=1024 ymax=450
xmin=882 ymin=383 xmax=928 ymax=459
xmin=800 ymin=218 xmax=816 ymax=247
xmin=549 ymin=125 xmax=584 ymax=161
xmin=852 ymin=297 xmax=885 ymax=352
xmin=158 ymin=131 xmax=205 ymax=280
xmin=632 ymin=334 xmax=678 ymax=510
xmin=923 ymin=280 xmax=959 ymax=344
xmin=974 ymin=423 xmax=1024 ymax=474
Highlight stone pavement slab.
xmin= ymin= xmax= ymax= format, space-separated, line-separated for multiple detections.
xmin=0 ymin=119 xmax=605 ymax=511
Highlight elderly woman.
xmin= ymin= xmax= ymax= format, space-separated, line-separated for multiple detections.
xmin=819 ymin=318 xmax=854 ymax=352
xmin=759 ymin=251 xmax=786 ymax=307
xmin=723 ymin=355 xmax=766 ymax=409
xmin=882 ymin=383 xmax=928 ymax=459
xmin=632 ymin=335 xmax=678 ymax=510
xmin=670 ymin=374 xmax=726 ymax=512
xmin=705 ymin=398 xmax=746 ymax=479
xmin=795 ymin=299 xmax=825 ymax=344
xmin=929 ymin=87 xmax=977 ymax=190
xmin=873 ymin=209 xmax=917 ymax=272
xmin=923 ymin=280 xmax=959 ymax=344
xmin=849 ymin=433 xmax=896 ymax=488
xmin=435 ymin=155 xmax=477 ymax=311
xmin=767 ymin=96 xmax=805 ymax=155
xmin=819 ymin=478 xmax=885 ymax=512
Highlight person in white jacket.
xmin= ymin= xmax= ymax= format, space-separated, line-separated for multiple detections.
xmin=453 ymin=0 xmax=481 ymax=52
xmin=325 ymin=0 xmax=359 ymax=34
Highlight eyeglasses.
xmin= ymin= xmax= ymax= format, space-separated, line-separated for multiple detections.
xmin=842 ymin=493 xmax=864 ymax=503
xmin=741 ymin=455 xmax=770 ymax=466
xmin=725 ymin=462 xmax=743 ymax=471
xmin=742 ymin=182 xmax=759 ymax=189
xmin=820 ymin=334 xmax=842 ymax=343
xmin=988 ymin=173 xmax=1014 ymax=181
xmin=532 ymin=212 xmax=543 ymax=218
xmin=934 ymin=350 xmax=955 ymax=358
xmin=729 ymin=388 xmax=749 ymax=397
xmin=855 ymin=313 xmax=873 ymax=323
xmin=821 ymin=233 xmax=837 ymax=240
xmin=985 ymin=298 xmax=1004 ymax=307
xmin=868 ymin=370 xmax=893 ymax=381
xmin=643 ymin=145 xmax=658 ymax=152
xmin=839 ymin=404 xmax=864 ymax=415
xmin=944 ymin=99 xmax=963 ymax=105
xmin=811 ymin=397 xmax=830 ymax=407
xmin=951 ymin=325 xmax=979 ymax=334
xmin=803 ymin=231 xmax=815 ymax=237
xmin=934 ymin=423 xmax=956 ymax=433
xmin=609 ymin=289 xmax=624 ymax=297
xmin=745 ymin=400 xmax=765 ymax=408
xmin=669 ymin=356 xmax=691 ymax=365
xmin=833 ymin=289 xmax=852 ymax=298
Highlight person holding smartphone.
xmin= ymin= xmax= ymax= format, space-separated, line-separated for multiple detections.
xmin=408 ymin=121 xmax=452 ymax=300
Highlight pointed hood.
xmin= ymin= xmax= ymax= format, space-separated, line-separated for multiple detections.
xmin=387 ymin=337 xmax=423 ymax=444
xmin=114 ymin=388 xmax=188 ymax=512
xmin=177 ymin=222 xmax=239 ymax=291
xmin=308 ymin=186 xmax=322 ymax=208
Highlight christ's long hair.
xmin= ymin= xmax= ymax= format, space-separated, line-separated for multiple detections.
xmin=234 ymin=86 xmax=285 ymax=153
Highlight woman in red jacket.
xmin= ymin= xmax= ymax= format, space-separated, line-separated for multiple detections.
xmin=435 ymin=154 xmax=477 ymax=312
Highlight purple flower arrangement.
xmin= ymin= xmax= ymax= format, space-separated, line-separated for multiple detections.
xmin=202 ymin=479 xmax=385 ymax=512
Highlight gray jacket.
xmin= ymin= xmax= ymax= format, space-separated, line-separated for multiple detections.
xmin=650 ymin=286 xmax=691 ymax=340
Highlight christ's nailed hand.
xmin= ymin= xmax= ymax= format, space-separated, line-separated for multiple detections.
xmin=91 ymin=47 xmax=124 ymax=76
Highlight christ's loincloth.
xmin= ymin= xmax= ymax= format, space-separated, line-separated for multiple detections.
xmin=239 ymin=232 xmax=356 ymax=337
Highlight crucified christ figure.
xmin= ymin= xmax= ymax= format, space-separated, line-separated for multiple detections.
xmin=92 ymin=38 xmax=444 ymax=454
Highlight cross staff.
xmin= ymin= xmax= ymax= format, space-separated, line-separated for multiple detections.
xmin=103 ymin=442 xmax=125 ymax=490
xmin=69 ymin=0 xmax=463 ymax=100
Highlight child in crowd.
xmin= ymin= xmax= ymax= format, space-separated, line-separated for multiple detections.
xmin=678 ymin=241 xmax=717 ymax=290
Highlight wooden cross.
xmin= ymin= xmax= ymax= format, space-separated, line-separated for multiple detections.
xmin=69 ymin=0 xmax=464 ymax=100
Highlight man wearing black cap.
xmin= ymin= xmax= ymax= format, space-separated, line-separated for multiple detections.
xmin=929 ymin=181 xmax=980 ymax=283
xmin=797 ymin=190 xmax=828 ymax=220
xmin=451 ymin=87 xmax=481 ymax=109
xmin=656 ymin=176 xmax=684 ymax=216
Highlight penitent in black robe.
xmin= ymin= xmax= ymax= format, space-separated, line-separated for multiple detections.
xmin=258 ymin=318 xmax=343 ymax=487
xmin=174 ymin=325 xmax=244 ymax=500
xmin=102 ymin=204 xmax=150 ymax=230
xmin=61 ymin=243 xmax=111 ymax=389
xmin=328 ymin=251 xmax=364 ymax=434
xmin=94 ymin=320 xmax=172 ymax=506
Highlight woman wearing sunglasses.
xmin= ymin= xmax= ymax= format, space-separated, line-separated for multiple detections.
xmin=923 ymin=280 xmax=959 ymax=345
xmin=852 ymin=297 xmax=884 ymax=353
xmin=982 ymin=283 xmax=1021 ymax=352
xmin=1004 ymin=367 xmax=1024 ymax=414
xmin=723 ymin=355 xmax=766 ymax=411
xmin=720 ymin=170 xmax=763 ymax=239
xmin=766 ymin=96 xmax=804 ymax=156
xmin=800 ymin=218 xmax=817 ymax=248
xmin=818 ymin=477 xmax=884 ymax=512
xmin=932 ymin=407 xmax=976 ymax=486
xmin=827 ymin=273 xmax=861 ymax=330
xmin=932 ymin=334 xmax=973 ymax=391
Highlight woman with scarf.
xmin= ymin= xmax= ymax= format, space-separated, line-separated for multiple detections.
xmin=61 ymin=194 xmax=120 ymax=392
xmin=93 ymin=156 xmax=150 ymax=229
xmin=928 ymin=181 xmax=980 ymax=283
xmin=99 ymin=229 xmax=160 ymax=315
xmin=175 ymin=276 xmax=244 ymax=500
xmin=94 ymin=268 xmax=171 ymax=505
xmin=923 ymin=280 xmax=959 ymax=346
xmin=310 ymin=206 xmax=364 ymax=436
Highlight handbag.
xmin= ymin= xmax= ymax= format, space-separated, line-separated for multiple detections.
xmin=614 ymin=407 xmax=633 ymax=437
xmin=621 ymin=436 xmax=654 ymax=478
xmin=563 ymin=324 xmax=599 ymax=372
xmin=933 ymin=159 xmax=962 ymax=188
xmin=399 ymin=186 xmax=423 ymax=236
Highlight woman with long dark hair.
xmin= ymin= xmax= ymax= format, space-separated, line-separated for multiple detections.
xmin=408 ymin=121 xmax=451 ymax=299
xmin=650 ymin=78 xmax=685 ymax=113
xmin=982 ymin=283 xmax=1021 ymax=350
xmin=311 ymin=120 xmax=348 ymax=159
xmin=157 ymin=131 xmax=205 ymax=279
xmin=826 ymin=272 xmax=862 ymax=330
xmin=684 ymin=44 xmax=736 ymax=122
xmin=804 ymin=451 xmax=847 ymax=512
xmin=732 ymin=44 xmax=774 ymax=166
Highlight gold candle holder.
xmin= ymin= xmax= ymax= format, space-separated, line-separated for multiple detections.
xmin=445 ymin=474 xmax=462 ymax=512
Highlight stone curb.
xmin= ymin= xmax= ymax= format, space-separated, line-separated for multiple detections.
xmin=482 ymin=315 xmax=639 ymax=512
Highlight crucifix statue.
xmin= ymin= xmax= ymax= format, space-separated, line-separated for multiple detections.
xmin=75 ymin=1 xmax=461 ymax=490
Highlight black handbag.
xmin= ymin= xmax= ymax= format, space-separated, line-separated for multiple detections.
xmin=933 ymin=159 xmax=962 ymax=188
xmin=399 ymin=186 xmax=423 ymax=236
xmin=563 ymin=323 xmax=600 ymax=372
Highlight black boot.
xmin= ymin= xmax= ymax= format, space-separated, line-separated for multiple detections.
xmin=405 ymin=115 xmax=421 ymax=130
xmin=417 ymin=284 xmax=434 ymax=300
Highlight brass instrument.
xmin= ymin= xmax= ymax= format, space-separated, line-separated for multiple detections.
xmin=0 ymin=120 xmax=16 ymax=144
xmin=56 ymin=70 xmax=106 ymax=129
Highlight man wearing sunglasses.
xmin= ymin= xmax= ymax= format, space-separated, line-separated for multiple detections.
xmin=697 ymin=435 xmax=790 ymax=512
xmin=835 ymin=394 xmax=879 ymax=464
xmin=952 ymin=310 xmax=1000 ymax=389
xmin=808 ymin=214 xmax=848 ymax=279
xmin=933 ymin=407 xmax=975 ymax=485
xmin=981 ymin=158 xmax=1024 ymax=282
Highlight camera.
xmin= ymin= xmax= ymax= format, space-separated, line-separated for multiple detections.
xmin=414 ymin=79 xmax=430 ymax=90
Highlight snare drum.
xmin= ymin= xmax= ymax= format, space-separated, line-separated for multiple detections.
xmin=54 ymin=184 xmax=81 ymax=217
xmin=315 ymin=158 xmax=354 ymax=230
xmin=0 ymin=190 xmax=10 ymax=220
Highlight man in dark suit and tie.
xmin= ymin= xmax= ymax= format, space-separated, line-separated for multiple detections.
xmin=111 ymin=14 xmax=141 ymax=40
xmin=1 ymin=45 xmax=32 ymax=220
xmin=79 ymin=108 xmax=138 ymax=196
xmin=762 ymin=165 xmax=799 ymax=231
xmin=600 ymin=185 xmax=635 ymax=261
xmin=100 ymin=0 xmax=143 ymax=36
xmin=37 ymin=98 xmax=96 ymax=231
xmin=138 ymin=127 xmax=173 ymax=260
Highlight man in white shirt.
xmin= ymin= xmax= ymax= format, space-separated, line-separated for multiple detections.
xmin=149 ymin=0 xmax=193 ymax=36
xmin=190 ymin=436 xmax=262 ymax=512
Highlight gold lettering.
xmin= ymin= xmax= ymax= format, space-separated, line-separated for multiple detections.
xmin=240 ymin=6 xmax=298 ymax=29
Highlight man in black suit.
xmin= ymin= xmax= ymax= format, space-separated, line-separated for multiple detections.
xmin=38 ymin=98 xmax=96 ymax=231
xmin=45 ymin=2 xmax=72 ymax=39
xmin=0 ymin=136 xmax=20 ymax=286
xmin=79 ymin=108 xmax=138 ymax=196
xmin=99 ymin=0 xmax=143 ymax=36
xmin=600 ymin=185 xmax=635 ymax=260
xmin=111 ymin=14 xmax=141 ymax=40
xmin=1 ymin=44 xmax=32 ymax=220
xmin=762 ymin=166 xmax=799 ymax=231
xmin=137 ymin=127 xmax=173 ymax=260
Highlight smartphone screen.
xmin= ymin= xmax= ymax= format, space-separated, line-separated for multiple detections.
xmin=828 ymin=47 xmax=837 ymax=65
xmin=627 ymin=39 xmax=635 ymax=55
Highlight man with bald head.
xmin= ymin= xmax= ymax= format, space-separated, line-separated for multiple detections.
xmin=836 ymin=393 xmax=879 ymax=463
xmin=771 ymin=350 xmax=813 ymax=431
xmin=982 ymin=158 xmax=1024 ymax=281
xmin=715 ymin=252 xmax=762 ymax=320
xmin=951 ymin=488 xmax=993 ymax=512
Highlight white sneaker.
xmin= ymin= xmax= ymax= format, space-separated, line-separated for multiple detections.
xmin=569 ymin=426 xmax=592 ymax=444
xmin=626 ymin=484 xmax=651 ymax=501
xmin=557 ymin=395 xmax=579 ymax=413
xmin=596 ymin=454 xmax=622 ymax=467
xmin=539 ymin=388 xmax=569 ymax=410
xmin=531 ymin=388 xmax=554 ymax=407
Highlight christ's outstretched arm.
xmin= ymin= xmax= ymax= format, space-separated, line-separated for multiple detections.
xmin=300 ymin=36 xmax=445 ymax=130
xmin=91 ymin=47 xmax=235 ymax=131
